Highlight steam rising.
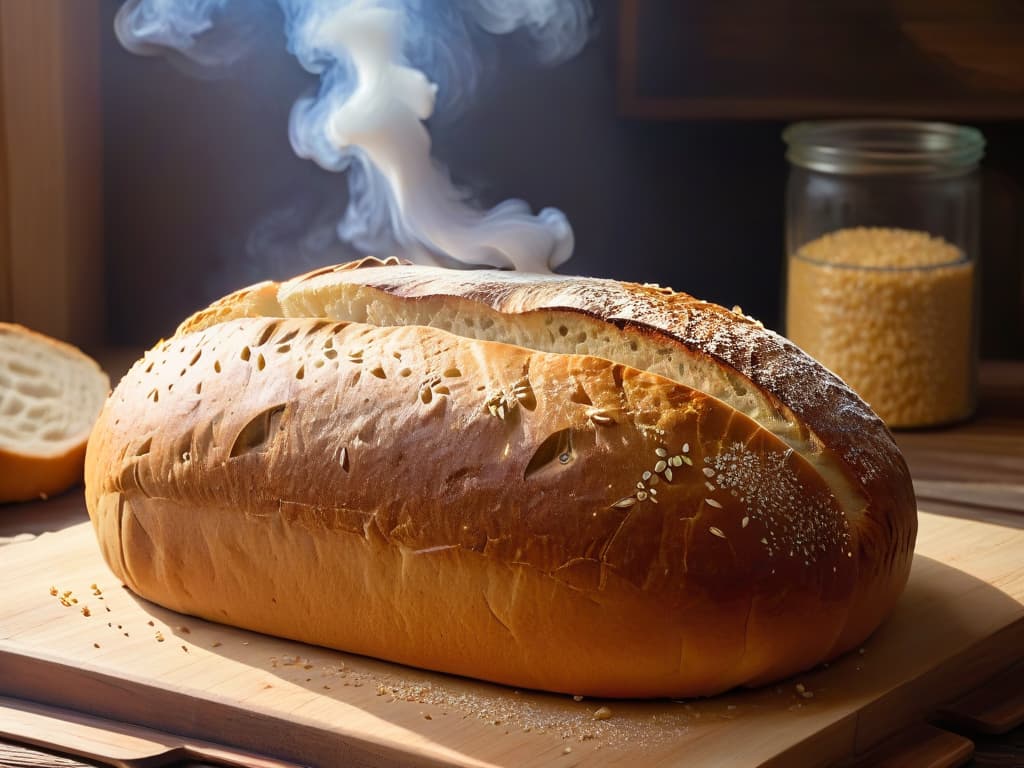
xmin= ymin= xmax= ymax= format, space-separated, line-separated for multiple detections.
xmin=116 ymin=0 xmax=591 ymax=272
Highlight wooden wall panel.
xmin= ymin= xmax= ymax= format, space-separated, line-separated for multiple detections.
xmin=0 ymin=0 xmax=102 ymax=345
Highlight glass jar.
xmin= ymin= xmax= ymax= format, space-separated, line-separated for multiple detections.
xmin=783 ymin=121 xmax=984 ymax=429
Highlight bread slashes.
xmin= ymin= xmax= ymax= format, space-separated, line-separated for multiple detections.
xmin=85 ymin=258 xmax=916 ymax=697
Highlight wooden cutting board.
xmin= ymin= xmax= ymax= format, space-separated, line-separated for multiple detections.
xmin=1 ymin=506 xmax=1022 ymax=768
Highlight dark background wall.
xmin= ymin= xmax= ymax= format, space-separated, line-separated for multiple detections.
xmin=101 ymin=1 xmax=1024 ymax=357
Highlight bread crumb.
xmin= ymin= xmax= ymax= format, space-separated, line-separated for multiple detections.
xmin=572 ymin=695 xmax=583 ymax=702
xmin=212 ymin=641 xmax=222 ymax=648
xmin=593 ymin=707 xmax=612 ymax=720
xmin=422 ymin=712 xmax=432 ymax=720
xmin=147 ymin=620 xmax=155 ymax=626
xmin=178 ymin=625 xmax=191 ymax=634
xmin=81 ymin=606 xmax=91 ymax=617
xmin=49 ymin=586 xmax=58 ymax=596
xmin=563 ymin=747 xmax=572 ymax=755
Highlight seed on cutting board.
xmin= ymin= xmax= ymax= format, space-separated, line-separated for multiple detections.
xmin=49 ymin=586 xmax=57 ymax=596
xmin=81 ymin=606 xmax=91 ymax=617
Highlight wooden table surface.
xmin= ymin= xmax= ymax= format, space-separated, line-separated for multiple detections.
xmin=1 ymin=360 xmax=1022 ymax=768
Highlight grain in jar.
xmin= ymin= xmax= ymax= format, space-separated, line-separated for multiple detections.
xmin=786 ymin=227 xmax=974 ymax=428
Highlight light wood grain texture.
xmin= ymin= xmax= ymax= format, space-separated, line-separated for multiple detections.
xmin=0 ymin=0 xmax=102 ymax=345
xmin=0 ymin=507 xmax=1022 ymax=768
xmin=0 ymin=697 xmax=302 ymax=768
xmin=0 ymin=741 xmax=101 ymax=767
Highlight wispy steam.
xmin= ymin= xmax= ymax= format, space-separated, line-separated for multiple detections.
xmin=115 ymin=0 xmax=592 ymax=271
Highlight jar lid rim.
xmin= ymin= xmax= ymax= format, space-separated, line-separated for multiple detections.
xmin=784 ymin=120 xmax=985 ymax=174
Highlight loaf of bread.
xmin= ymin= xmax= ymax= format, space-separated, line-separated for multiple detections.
xmin=84 ymin=258 xmax=916 ymax=698
xmin=1 ymin=324 xmax=109 ymax=503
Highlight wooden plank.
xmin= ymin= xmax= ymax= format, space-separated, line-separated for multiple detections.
xmin=0 ymin=741 xmax=99 ymax=768
xmin=845 ymin=722 xmax=973 ymax=768
xmin=0 ymin=696 xmax=303 ymax=768
xmin=1 ymin=508 xmax=1022 ymax=767
xmin=938 ymin=663 xmax=1024 ymax=735
xmin=914 ymin=481 xmax=1024 ymax=515
xmin=0 ymin=0 xmax=102 ymax=346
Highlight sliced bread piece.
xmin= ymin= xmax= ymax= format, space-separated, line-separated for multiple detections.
xmin=0 ymin=324 xmax=110 ymax=503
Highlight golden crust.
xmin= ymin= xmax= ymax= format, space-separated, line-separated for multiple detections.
xmin=85 ymin=259 xmax=916 ymax=696
xmin=0 ymin=442 xmax=88 ymax=503
xmin=90 ymin=317 xmax=864 ymax=697
xmin=279 ymin=260 xmax=917 ymax=657
xmin=174 ymin=280 xmax=282 ymax=337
